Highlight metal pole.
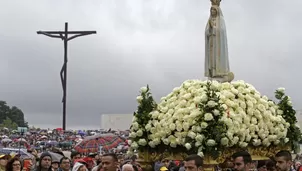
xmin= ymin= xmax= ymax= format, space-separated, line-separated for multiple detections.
xmin=63 ymin=22 xmax=68 ymax=131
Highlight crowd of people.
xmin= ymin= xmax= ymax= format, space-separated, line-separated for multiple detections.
xmin=0 ymin=129 xmax=301 ymax=171
xmin=0 ymin=148 xmax=300 ymax=171
xmin=0 ymin=150 xmax=142 ymax=171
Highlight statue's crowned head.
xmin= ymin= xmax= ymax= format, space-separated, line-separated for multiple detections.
xmin=210 ymin=6 xmax=220 ymax=18
xmin=210 ymin=6 xmax=218 ymax=17
xmin=211 ymin=0 xmax=221 ymax=6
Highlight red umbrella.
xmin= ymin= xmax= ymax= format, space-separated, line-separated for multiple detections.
xmin=74 ymin=134 xmax=125 ymax=153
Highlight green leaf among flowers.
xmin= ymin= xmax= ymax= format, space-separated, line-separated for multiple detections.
xmin=275 ymin=87 xmax=302 ymax=153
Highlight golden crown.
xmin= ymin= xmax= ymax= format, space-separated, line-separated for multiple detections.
xmin=211 ymin=0 xmax=221 ymax=6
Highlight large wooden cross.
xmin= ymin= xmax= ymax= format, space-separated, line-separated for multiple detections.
xmin=37 ymin=22 xmax=97 ymax=130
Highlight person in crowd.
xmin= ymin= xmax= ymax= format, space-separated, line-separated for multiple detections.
xmin=51 ymin=161 xmax=60 ymax=171
xmin=59 ymin=157 xmax=71 ymax=171
xmin=168 ymin=161 xmax=178 ymax=171
xmin=257 ymin=161 xmax=267 ymax=171
xmin=275 ymin=150 xmax=293 ymax=171
xmin=35 ymin=152 xmax=52 ymax=171
xmin=94 ymin=155 xmax=101 ymax=166
xmin=183 ymin=154 xmax=203 ymax=171
xmin=231 ymin=151 xmax=253 ymax=171
xmin=72 ymin=163 xmax=87 ymax=171
xmin=22 ymin=158 xmax=34 ymax=171
xmin=161 ymin=159 xmax=170 ymax=169
xmin=117 ymin=156 xmax=124 ymax=169
xmin=91 ymin=163 xmax=102 ymax=171
xmin=266 ymin=160 xmax=276 ymax=171
xmin=121 ymin=164 xmax=133 ymax=171
xmin=6 ymin=157 xmax=22 ymax=171
xmin=294 ymin=161 xmax=301 ymax=171
xmin=0 ymin=154 xmax=10 ymax=171
xmin=101 ymin=153 xmax=118 ymax=171
xmin=70 ymin=152 xmax=81 ymax=168
xmin=154 ymin=159 xmax=163 ymax=171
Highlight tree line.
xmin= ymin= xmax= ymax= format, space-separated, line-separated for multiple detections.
xmin=0 ymin=101 xmax=28 ymax=130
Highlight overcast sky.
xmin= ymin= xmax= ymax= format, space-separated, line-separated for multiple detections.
xmin=0 ymin=0 xmax=301 ymax=130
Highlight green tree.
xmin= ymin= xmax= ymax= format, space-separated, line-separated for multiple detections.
xmin=0 ymin=101 xmax=28 ymax=128
xmin=0 ymin=101 xmax=10 ymax=123
xmin=0 ymin=117 xmax=18 ymax=130
xmin=10 ymin=106 xmax=27 ymax=127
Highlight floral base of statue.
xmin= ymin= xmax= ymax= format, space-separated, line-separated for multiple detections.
xmin=137 ymin=145 xmax=291 ymax=171
xmin=130 ymin=79 xmax=301 ymax=171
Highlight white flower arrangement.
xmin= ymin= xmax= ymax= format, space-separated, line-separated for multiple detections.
xmin=129 ymin=80 xmax=300 ymax=157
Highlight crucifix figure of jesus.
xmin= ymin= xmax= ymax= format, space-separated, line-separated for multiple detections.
xmin=37 ymin=22 xmax=97 ymax=130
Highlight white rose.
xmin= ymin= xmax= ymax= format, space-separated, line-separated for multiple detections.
xmin=176 ymin=124 xmax=183 ymax=132
xmin=195 ymin=141 xmax=202 ymax=147
xmin=136 ymin=96 xmax=143 ymax=103
xmin=129 ymin=132 xmax=137 ymax=138
xmin=183 ymin=122 xmax=190 ymax=131
xmin=195 ymin=126 xmax=202 ymax=132
xmin=179 ymin=100 xmax=187 ymax=107
xmin=232 ymin=136 xmax=239 ymax=145
xmin=284 ymin=138 xmax=289 ymax=143
xmin=213 ymin=109 xmax=220 ymax=116
xmin=163 ymin=138 xmax=169 ymax=145
xmin=144 ymin=123 xmax=151 ymax=131
xmin=194 ymin=97 xmax=202 ymax=104
xmin=185 ymin=143 xmax=192 ymax=150
xmin=252 ymin=139 xmax=261 ymax=146
xmin=140 ymin=86 xmax=148 ymax=93
xmin=239 ymin=142 xmax=248 ymax=148
xmin=277 ymin=110 xmax=283 ymax=115
xmin=136 ymin=129 xmax=143 ymax=137
xmin=132 ymin=122 xmax=139 ymax=130
xmin=201 ymin=94 xmax=208 ymax=102
xmin=138 ymin=139 xmax=147 ymax=146
xmin=210 ymin=81 xmax=219 ymax=90
xmin=287 ymin=101 xmax=292 ymax=106
xmin=257 ymin=104 xmax=266 ymax=112
xmin=204 ymin=113 xmax=214 ymax=121
xmin=184 ymin=93 xmax=192 ymax=100
xmin=188 ymin=131 xmax=197 ymax=139
xmin=148 ymin=141 xmax=156 ymax=148
xmin=197 ymin=152 xmax=204 ymax=157
xmin=221 ymin=137 xmax=229 ymax=146
xmin=132 ymin=116 xmax=137 ymax=122
xmin=277 ymin=87 xmax=285 ymax=93
xmin=195 ymin=134 xmax=205 ymax=142
xmin=127 ymin=150 xmax=134 ymax=156
xmin=131 ymin=141 xmax=139 ymax=149
xmin=206 ymin=139 xmax=216 ymax=146
xmin=200 ymin=122 xmax=208 ymax=129
xmin=169 ymin=123 xmax=176 ymax=131
xmin=207 ymin=101 xmax=217 ymax=108
xmin=173 ymin=87 xmax=180 ymax=93
xmin=231 ymin=88 xmax=239 ymax=95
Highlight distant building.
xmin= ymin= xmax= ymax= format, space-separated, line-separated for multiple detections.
xmin=100 ymin=114 xmax=133 ymax=130
xmin=296 ymin=110 xmax=302 ymax=128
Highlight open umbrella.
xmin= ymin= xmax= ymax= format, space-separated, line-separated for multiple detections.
xmin=1 ymin=138 xmax=12 ymax=143
xmin=0 ymin=148 xmax=33 ymax=159
xmin=74 ymin=134 xmax=125 ymax=153
xmin=47 ymin=141 xmax=58 ymax=146
xmin=16 ymin=138 xmax=27 ymax=143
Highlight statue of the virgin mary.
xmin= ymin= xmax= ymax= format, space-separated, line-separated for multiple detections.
xmin=205 ymin=3 xmax=233 ymax=82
